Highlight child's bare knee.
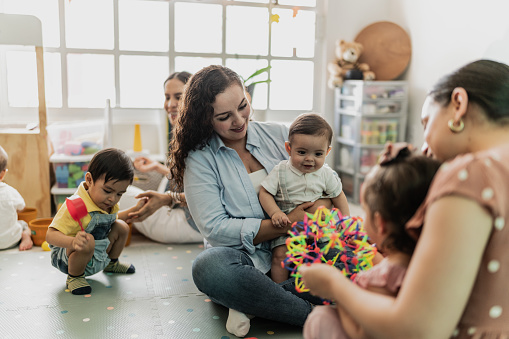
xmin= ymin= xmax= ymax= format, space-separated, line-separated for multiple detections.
xmin=112 ymin=220 xmax=130 ymax=236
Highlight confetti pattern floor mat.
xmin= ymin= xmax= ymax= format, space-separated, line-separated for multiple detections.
xmin=0 ymin=234 xmax=303 ymax=339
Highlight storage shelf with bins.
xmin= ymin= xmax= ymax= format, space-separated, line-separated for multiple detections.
xmin=334 ymin=80 xmax=408 ymax=203
xmin=50 ymin=153 xmax=95 ymax=211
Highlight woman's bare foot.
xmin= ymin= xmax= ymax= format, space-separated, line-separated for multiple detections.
xmin=19 ymin=229 xmax=33 ymax=251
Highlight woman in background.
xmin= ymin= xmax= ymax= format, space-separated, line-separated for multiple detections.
xmin=119 ymin=71 xmax=203 ymax=244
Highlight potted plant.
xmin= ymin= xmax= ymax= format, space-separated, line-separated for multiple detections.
xmin=241 ymin=65 xmax=272 ymax=102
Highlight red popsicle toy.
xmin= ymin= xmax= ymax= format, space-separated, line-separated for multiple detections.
xmin=66 ymin=196 xmax=88 ymax=231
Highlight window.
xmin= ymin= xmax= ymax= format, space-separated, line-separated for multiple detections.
xmin=0 ymin=0 xmax=323 ymax=121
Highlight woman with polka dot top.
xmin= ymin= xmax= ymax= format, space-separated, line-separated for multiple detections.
xmin=300 ymin=59 xmax=509 ymax=338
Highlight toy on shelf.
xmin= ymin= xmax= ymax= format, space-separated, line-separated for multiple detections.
xmin=327 ymin=40 xmax=375 ymax=89
xmin=54 ymin=162 xmax=88 ymax=188
xmin=283 ymin=206 xmax=377 ymax=297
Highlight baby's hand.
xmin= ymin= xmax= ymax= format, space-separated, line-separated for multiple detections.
xmin=271 ymin=212 xmax=291 ymax=228
xmin=72 ymin=231 xmax=89 ymax=251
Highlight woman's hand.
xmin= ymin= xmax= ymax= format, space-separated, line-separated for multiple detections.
xmin=300 ymin=263 xmax=345 ymax=300
xmin=127 ymin=190 xmax=171 ymax=222
xmin=286 ymin=201 xmax=315 ymax=224
xmin=133 ymin=156 xmax=157 ymax=172
xmin=133 ymin=156 xmax=170 ymax=175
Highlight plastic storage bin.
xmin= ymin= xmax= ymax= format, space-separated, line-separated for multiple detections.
xmin=47 ymin=120 xmax=104 ymax=156
xmin=334 ymin=80 xmax=408 ymax=203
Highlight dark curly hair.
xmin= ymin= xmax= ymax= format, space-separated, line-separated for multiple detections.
xmin=363 ymin=155 xmax=442 ymax=255
xmin=429 ymin=59 xmax=509 ymax=125
xmin=168 ymin=65 xmax=243 ymax=190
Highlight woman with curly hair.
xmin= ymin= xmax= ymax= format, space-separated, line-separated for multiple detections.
xmin=169 ymin=65 xmax=331 ymax=337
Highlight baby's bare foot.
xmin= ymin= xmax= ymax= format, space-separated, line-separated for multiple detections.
xmin=19 ymin=231 xmax=33 ymax=251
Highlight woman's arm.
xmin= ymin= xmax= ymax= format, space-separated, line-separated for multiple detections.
xmin=301 ymin=195 xmax=492 ymax=339
xmin=124 ymin=191 xmax=172 ymax=222
xmin=118 ymin=197 xmax=148 ymax=223
xmin=133 ymin=156 xmax=170 ymax=175
xmin=253 ymin=201 xmax=314 ymax=244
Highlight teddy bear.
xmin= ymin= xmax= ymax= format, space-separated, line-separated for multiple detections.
xmin=327 ymin=39 xmax=375 ymax=88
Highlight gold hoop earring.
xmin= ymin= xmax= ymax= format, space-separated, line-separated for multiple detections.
xmin=448 ymin=119 xmax=464 ymax=133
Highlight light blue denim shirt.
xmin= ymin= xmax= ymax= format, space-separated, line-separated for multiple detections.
xmin=184 ymin=121 xmax=289 ymax=273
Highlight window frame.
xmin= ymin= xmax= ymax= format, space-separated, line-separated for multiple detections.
xmin=0 ymin=0 xmax=325 ymax=124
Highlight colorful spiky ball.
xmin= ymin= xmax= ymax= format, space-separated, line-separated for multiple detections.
xmin=283 ymin=206 xmax=377 ymax=294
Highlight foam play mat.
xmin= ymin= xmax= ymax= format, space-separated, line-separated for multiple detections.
xmin=0 ymin=234 xmax=304 ymax=338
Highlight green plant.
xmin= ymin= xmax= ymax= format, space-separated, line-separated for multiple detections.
xmin=241 ymin=66 xmax=271 ymax=100
xmin=241 ymin=65 xmax=272 ymax=87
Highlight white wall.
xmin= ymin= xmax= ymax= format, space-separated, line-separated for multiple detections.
xmin=323 ymin=0 xmax=509 ymax=149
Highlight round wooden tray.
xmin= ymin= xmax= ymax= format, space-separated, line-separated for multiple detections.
xmin=355 ymin=21 xmax=411 ymax=81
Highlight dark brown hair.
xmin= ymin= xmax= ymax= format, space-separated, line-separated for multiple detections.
xmin=429 ymin=59 xmax=509 ymax=124
xmin=0 ymin=146 xmax=7 ymax=172
xmin=168 ymin=65 xmax=244 ymax=190
xmin=288 ymin=113 xmax=333 ymax=145
xmin=164 ymin=71 xmax=192 ymax=87
xmin=363 ymin=155 xmax=442 ymax=255
xmin=88 ymin=148 xmax=134 ymax=184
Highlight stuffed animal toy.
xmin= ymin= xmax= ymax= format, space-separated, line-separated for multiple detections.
xmin=327 ymin=39 xmax=375 ymax=88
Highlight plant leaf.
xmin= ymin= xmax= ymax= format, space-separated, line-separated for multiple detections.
xmin=249 ymin=79 xmax=272 ymax=86
xmin=244 ymin=65 xmax=272 ymax=83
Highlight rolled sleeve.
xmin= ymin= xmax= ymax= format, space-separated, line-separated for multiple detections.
xmin=240 ymin=218 xmax=264 ymax=254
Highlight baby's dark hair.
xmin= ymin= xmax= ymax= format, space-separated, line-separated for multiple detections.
xmin=363 ymin=154 xmax=442 ymax=255
xmin=0 ymin=146 xmax=7 ymax=172
xmin=87 ymin=148 xmax=134 ymax=184
xmin=288 ymin=113 xmax=333 ymax=145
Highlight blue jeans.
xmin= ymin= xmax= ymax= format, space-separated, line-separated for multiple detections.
xmin=192 ymin=246 xmax=323 ymax=327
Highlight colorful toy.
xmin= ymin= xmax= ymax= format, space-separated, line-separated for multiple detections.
xmin=65 ymin=196 xmax=88 ymax=231
xmin=41 ymin=241 xmax=51 ymax=251
xmin=55 ymin=162 xmax=88 ymax=188
xmin=283 ymin=206 xmax=377 ymax=296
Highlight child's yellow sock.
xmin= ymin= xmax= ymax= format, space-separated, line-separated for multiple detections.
xmin=66 ymin=274 xmax=92 ymax=295
xmin=103 ymin=259 xmax=135 ymax=274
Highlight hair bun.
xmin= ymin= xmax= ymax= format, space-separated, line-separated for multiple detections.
xmin=378 ymin=142 xmax=414 ymax=166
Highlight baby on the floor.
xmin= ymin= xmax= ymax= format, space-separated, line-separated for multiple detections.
xmin=0 ymin=145 xmax=33 ymax=251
